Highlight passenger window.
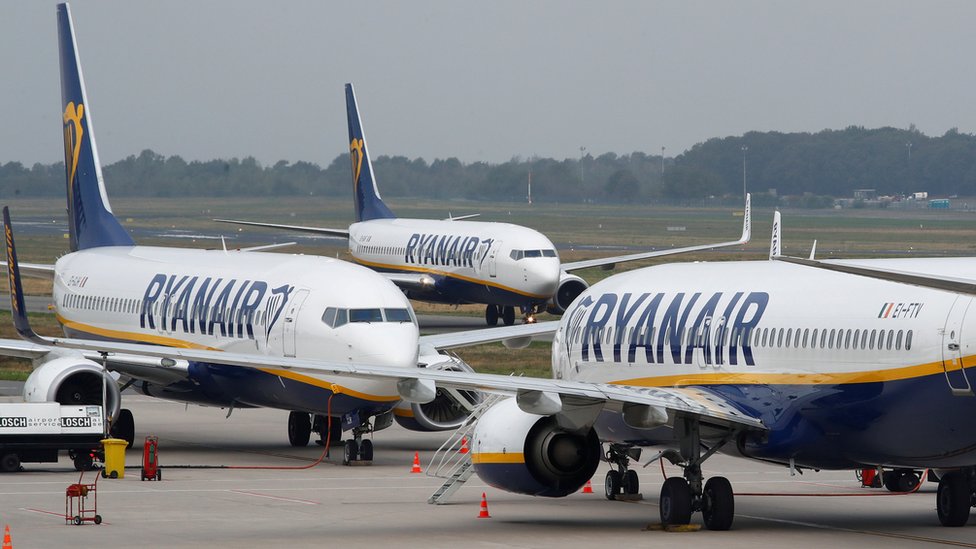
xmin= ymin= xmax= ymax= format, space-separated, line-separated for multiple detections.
xmin=761 ymin=328 xmax=768 ymax=347
xmin=844 ymin=329 xmax=851 ymax=349
xmin=895 ymin=330 xmax=903 ymax=351
xmin=785 ymin=328 xmax=793 ymax=348
xmin=878 ymin=330 xmax=885 ymax=350
xmin=828 ymin=329 xmax=835 ymax=349
xmin=886 ymin=330 xmax=894 ymax=350
xmin=906 ymin=330 xmax=913 ymax=350
xmin=793 ymin=329 xmax=801 ymax=348
xmin=776 ymin=328 xmax=784 ymax=347
xmin=852 ymin=329 xmax=860 ymax=350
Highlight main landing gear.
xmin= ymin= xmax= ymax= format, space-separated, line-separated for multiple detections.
xmin=288 ymin=412 xmax=342 ymax=448
xmin=604 ymin=444 xmax=642 ymax=500
xmin=657 ymin=417 xmax=737 ymax=531
xmin=485 ymin=305 xmax=516 ymax=326
xmin=936 ymin=467 xmax=976 ymax=527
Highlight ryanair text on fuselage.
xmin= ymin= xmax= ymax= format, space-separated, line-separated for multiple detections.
xmin=404 ymin=233 xmax=492 ymax=269
xmin=564 ymin=291 xmax=769 ymax=367
xmin=140 ymin=273 xmax=293 ymax=341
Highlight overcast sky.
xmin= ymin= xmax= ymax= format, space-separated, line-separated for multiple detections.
xmin=2 ymin=1 xmax=974 ymax=167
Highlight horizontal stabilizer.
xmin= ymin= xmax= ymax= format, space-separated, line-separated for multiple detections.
xmin=213 ymin=219 xmax=350 ymax=239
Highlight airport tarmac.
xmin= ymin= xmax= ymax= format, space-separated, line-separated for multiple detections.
xmin=0 ymin=395 xmax=972 ymax=548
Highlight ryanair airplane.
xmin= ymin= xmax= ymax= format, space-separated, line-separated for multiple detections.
xmin=36 ymin=208 xmax=976 ymax=529
xmin=217 ymin=85 xmax=751 ymax=326
xmin=0 ymin=3 xmax=553 ymax=466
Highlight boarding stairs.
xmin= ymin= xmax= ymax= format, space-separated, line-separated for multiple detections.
xmin=426 ymin=390 xmax=506 ymax=505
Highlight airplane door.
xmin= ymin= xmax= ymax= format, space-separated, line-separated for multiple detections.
xmin=941 ymin=295 xmax=974 ymax=396
xmin=282 ymin=289 xmax=310 ymax=358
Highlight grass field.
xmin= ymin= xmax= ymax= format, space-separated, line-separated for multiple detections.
xmin=2 ymin=195 xmax=975 ymax=381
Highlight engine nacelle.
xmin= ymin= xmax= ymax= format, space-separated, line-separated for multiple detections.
xmin=472 ymin=398 xmax=600 ymax=497
xmin=394 ymin=356 xmax=482 ymax=432
xmin=546 ymin=272 xmax=589 ymax=315
xmin=24 ymin=354 xmax=121 ymax=421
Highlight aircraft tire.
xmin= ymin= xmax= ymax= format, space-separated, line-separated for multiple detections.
xmin=702 ymin=476 xmax=735 ymax=531
xmin=343 ymin=439 xmax=358 ymax=466
xmin=605 ymin=470 xmax=621 ymax=500
xmin=623 ymin=470 xmax=639 ymax=495
xmin=660 ymin=477 xmax=692 ymax=525
xmin=937 ymin=472 xmax=971 ymax=527
xmin=485 ymin=305 xmax=499 ymax=326
xmin=360 ymin=439 xmax=374 ymax=461
xmin=287 ymin=411 xmax=311 ymax=447
xmin=502 ymin=306 xmax=516 ymax=326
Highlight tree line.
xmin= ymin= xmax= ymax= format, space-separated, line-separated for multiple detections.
xmin=2 ymin=126 xmax=974 ymax=205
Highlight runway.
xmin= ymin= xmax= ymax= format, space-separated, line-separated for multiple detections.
xmin=0 ymin=395 xmax=972 ymax=548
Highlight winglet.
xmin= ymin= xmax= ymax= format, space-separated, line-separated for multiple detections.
xmin=740 ymin=193 xmax=752 ymax=244
xmin=345 ymin=83 xmax=395 ymax=222
xmin=769 ymin=210 xmax=781 ymax=260
xmin=808 ymin=239 xmax=817 ymax=260
xmin=3 ymin=208 xmax=45 ymax=344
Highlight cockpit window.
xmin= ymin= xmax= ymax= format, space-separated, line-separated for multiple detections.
xmin=349 ymin=308 xmax=383 ymax=323
xmin=384 ymin=308 xmax=413 ymax=323
xmin=321 ymin=307 xmax=337 ymax=327
xmin=510 ymin=249 xmax=557 ymax=260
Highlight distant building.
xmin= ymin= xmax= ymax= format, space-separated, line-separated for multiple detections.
xmin=853 ymin=189 xmax=876 ymax=200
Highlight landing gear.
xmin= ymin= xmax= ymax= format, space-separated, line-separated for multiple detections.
xmin=936 ymin=469 xmax=975 ymax=527
xmin=312 ymin=414 xmax=343 ymax=446
xmin=604 ymin=444 xmax=641 ymax=500
xmin=287 ymin=411 xmax=311 ymax=447
xmin=485 ymin=305 xmax=499 ymax=326
xmin=501 ymin=306 xmax=515 ymax=326
xmin=111 ymin=408 xmax=135 ymax=448
xmin=657 ymin=417 xmax=737 ymax=530
xmin=883 ymin=469 xmax=921 ymax=492
xmin=341 ymin=418 xmax=375 ymax=466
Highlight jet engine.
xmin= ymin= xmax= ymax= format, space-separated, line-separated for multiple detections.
xmin=546 ymin=272 xmax=588 ymax=315
xmin=24 ymin=354 xmax=121 ymax=421
xmin=394 ymin=356 xmax=482 ymax=432
xmin=471 ymin=398 xmax=600 ymax=497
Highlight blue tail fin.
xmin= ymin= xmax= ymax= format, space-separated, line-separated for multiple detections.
xmin=345 ymin=84 xmax=395 ymax=222
xmin=57 ymin=3 xmax=133 ymax=251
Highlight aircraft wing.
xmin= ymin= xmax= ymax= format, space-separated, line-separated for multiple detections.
xmin=561 ymin=194 xmax=751 ymax=273
xmin=382 ymin=272 xmax=436 ymax=291
xmin=775 ymin=256 xmax=976 ymax=296
xmin=213 ymin=219 xmax=350 ymax=239
xmin=0 ymin=261 xmax=56 ymax=280
xmin=419 ymin=321 xmax=559 ymax=351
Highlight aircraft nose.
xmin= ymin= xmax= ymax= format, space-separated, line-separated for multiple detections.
xmin=524 ymin=259 xmax=560 ymax=297
xmin=352 ymin=324 xmax=419 ymax=367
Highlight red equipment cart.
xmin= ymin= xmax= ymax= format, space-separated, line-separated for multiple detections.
xmin=65 ymin=468 xmax=101 ymax=525
xmin=141 ymin=435 xmax=161 ymax=481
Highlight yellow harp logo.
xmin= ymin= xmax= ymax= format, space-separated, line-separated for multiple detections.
xmin=63 ymin=102 xmax=85 ymax=192
xmin=5 ymin=223 xmax=17 ymax=314
xmin=350 ymin=138 xmax=365 ymax=191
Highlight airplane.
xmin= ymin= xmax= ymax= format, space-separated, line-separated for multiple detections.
xmin=215 ymin=84 xmax=752 ymax=326
xmin=0 ymin=3 xmax=553 ymax=466
xmin=39 ymin=206 xmax=976 ymax=529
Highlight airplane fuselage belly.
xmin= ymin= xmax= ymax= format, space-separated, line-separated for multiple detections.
xmin=52 ymin=246 xmax=418 ymax=415
xmin=557 ymin=260 xmax=976 ymax=469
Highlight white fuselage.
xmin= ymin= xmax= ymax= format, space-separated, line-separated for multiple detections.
xmin=348 ymin=218 xmax=561 ymax=306
xmin=552 ymin=258 xmax=976 ymax=467
xmin=51 ymin=246 xmax=419 ymax=405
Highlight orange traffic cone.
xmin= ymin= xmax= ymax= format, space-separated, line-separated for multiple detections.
xmin=2 ymin=524 xmax=11 ymax=549
xmin=459 ymin=437 xmax=469 ymax=454
xmin=478 ymin=492 xmax=491 ymax=518
xmin=582 ymin=479 xmax=593 ymax=493
xmin=410 ymin=451 xmax=423 ymax=474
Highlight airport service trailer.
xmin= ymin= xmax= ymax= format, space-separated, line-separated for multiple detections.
xmin=0 ymin=403 xmax=104 ymax=472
